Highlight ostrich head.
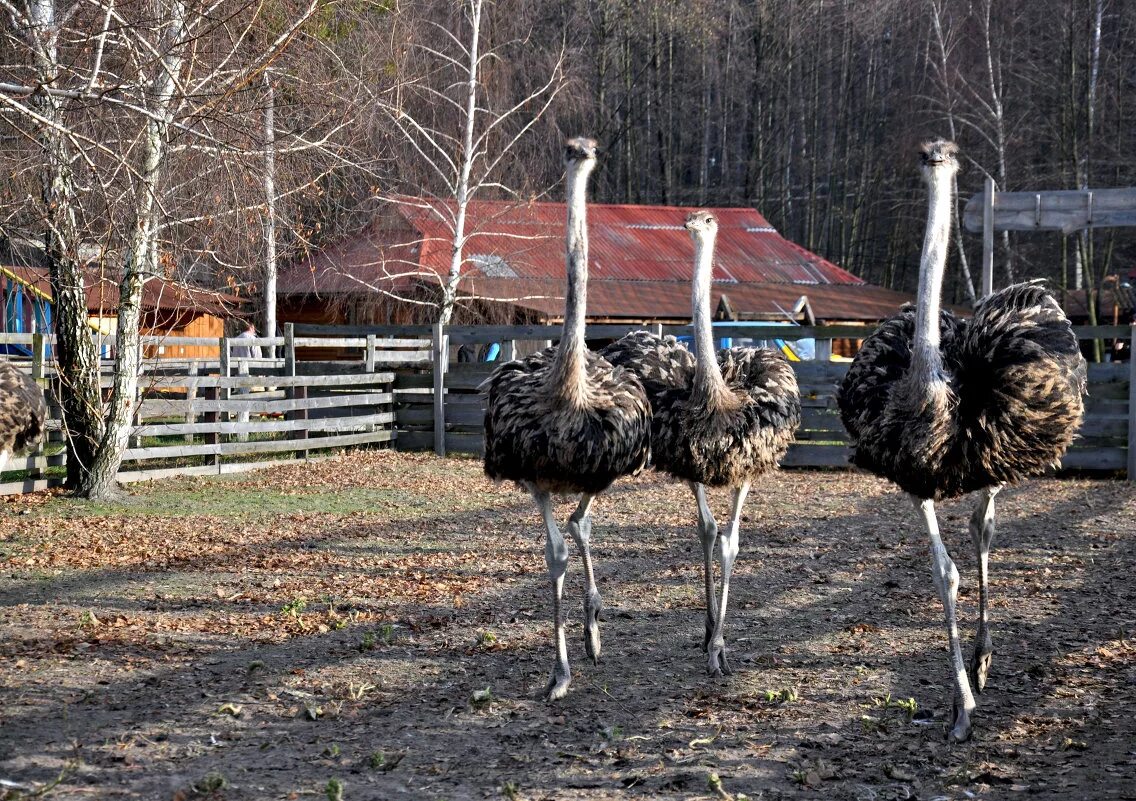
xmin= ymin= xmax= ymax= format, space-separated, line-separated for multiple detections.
xmin=919 ymin=139 xmax=959 ymax=180
xmin=564 ymin=137 xmax=598 ymax=166
xmin=684 ymin=209 xmax=718 ymax=239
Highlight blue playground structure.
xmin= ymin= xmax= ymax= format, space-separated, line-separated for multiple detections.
xmin=1 ymin=268 xmax=53 ymax=357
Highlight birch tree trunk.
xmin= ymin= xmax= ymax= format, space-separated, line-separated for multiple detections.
xmin=437 ymin=0 xmax=483 ymax=327
xmin=263 ymin=71 xmax=278 ymax=355
xmin=81 ymin=0 xmax=188 ymax=499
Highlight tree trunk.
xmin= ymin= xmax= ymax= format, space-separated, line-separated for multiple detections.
xmin=25 ymin=0 xmax=106 ymax=488
xmin=438 ymin=0 xmax=482 ymax=327
xmin=262 ymin=71 xmax=278 ymax=355
xmin=80 ymin=0 xmax=187 ymax=499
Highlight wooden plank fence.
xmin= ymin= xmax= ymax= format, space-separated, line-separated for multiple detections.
xmin=319 ymin=322 xmax=1133 ymax=478
xmin=3 ymin=322 xmax=1131 ymax=495
xmin=0 ymin=324 xmax=430 ymax=495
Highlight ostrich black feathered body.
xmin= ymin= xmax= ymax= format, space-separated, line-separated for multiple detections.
xmin=601 ymin=331 xmax=697 ymax=404
xmin=604 ymin=332 xmax=801 ymax=487
xmin=482 ymin=347 xmax=652 ymax=495
xmin=0 ymin=361 xmax=46 ymax=456
xmin=837 ymin=282 xmax=1087 ymax=500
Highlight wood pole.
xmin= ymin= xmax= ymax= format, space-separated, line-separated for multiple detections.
xmin=982 ymin=177 xmax=995 ymax=298
xmin=1127 ymin=323 xmax=1136 ymax=481
xmin=433 ymin=322 xmax=447 ymax=457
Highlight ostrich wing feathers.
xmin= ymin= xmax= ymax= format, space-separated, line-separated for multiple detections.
xmin=601 ymin=331 xmax=696 ymax=406
xmin=0 ymin=362 xmax=46 ymax=456
xmin=651 ymin=347 xmax=801 ymax=487
xmin=482 ymin=347 xmax=651 ymax=495
xmin=838 ymin=283 xmax=1086 ymax=500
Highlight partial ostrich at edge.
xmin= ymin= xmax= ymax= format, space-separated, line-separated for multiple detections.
xmin=837 ymin=140 xmax=1087 ymax=742
xmin=0 ymin=361 xmax=46 ymax=475
xmin=604 ymin=210 xmax=801 ymax=676
xmin=482 ymin=137 xmax=651 ymax=701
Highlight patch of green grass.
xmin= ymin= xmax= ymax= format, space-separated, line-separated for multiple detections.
xmin=763 ymin=687 xmax=798 ymax=704
xmin=280 ymin=597 xmax=307 ymax=616
xmin=873 ymin=693 xmax=918 ymax=720
xmin=193 ymin=771 xmax=227 ymax=793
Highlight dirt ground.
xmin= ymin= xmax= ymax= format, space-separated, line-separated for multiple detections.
xmin=0 ymin=450 xmax=1134 ymax=801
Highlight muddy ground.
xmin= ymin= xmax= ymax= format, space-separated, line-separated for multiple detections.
xmin=0 ymin=450 xmax=1133 ymax=800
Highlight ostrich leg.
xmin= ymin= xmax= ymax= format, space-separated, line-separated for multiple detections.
xmin=691 ymin=482 xmax=720 ymax=652
xmin=913 ymin=495 xmax=976 ymax=742
xmin=969 ymin=485 xmax=1001 ymax=692
xmin=706 ymin=482 xmax=749 ymax=677
xmin=534 ymin=489 xmax=572 ymax=701
xmin=565 ymin=494 xmax=602 ymax=663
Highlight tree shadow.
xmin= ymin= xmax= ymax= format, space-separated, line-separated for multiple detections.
xmin=0 ymin=469 xmax=1131 ymax=800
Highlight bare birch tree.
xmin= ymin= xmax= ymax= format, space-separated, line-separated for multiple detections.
xmin=0 ymin=0 xmax=329 ymax=498
xmin=374 ymin=0 xmax=566 ymax=324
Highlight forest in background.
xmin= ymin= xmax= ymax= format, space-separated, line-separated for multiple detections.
xmin=3 ymin=0 xmax=1133 ymax=309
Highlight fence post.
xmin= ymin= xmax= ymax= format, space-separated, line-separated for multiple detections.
xmin=185 ymin=363 xmax=198 ymax=443
xmin=282 ymin=323 xmax=308 ymax=460
xmin=1128 ymin=324 xmax=1136 ymax=481
xmin=365 ymin=334 xmax=377 ymax=373
xmin=651 ymin=322 xmax=663 ymax=338
xmin=215 ymin=336 xmax=230 ymax=467
xmin=502 ymin=339 xmax=516 ymax=361
xmin=982 ymin=177 xmax=995 ymax=298
xmin=29 ymin=333 xmax=45 ymax=478
xmin=283 ymin=323 xmax=296 ymax=377
xmin=433 ymin=322 xmax=447 ymax=457
xmin=815 ymin=339 xmax=833 ymax=361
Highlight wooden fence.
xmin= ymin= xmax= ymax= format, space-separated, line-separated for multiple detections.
xmin=296 ymin=322 xmax=1136 ymax=479
xmin=0 ymin=325 xmax=429 ymax=495
xmin=3 ymin=322 xmax=1130 ymax=495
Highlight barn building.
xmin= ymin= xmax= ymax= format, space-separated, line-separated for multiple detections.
xmin=277 ymin=199 xmax=916 ymax=340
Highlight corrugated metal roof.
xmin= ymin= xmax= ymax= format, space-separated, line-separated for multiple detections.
xmin=396 ymin=199 xmax=863 ymax=285
xmin=278 ymin=199 xmax=864 ymax=295
xmin=275 ymin=198 xmax=920 ymax=322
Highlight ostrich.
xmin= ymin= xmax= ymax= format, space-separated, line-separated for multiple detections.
xmin=603 ymin=210 xmax=801 ymax=676
xmin=836 ymin=140 xmax=1087 ymax=742
xmin=0 ymin=361 xmax=46 ymax=474
xmin=482 ymin=137 xmax=651 ymax=701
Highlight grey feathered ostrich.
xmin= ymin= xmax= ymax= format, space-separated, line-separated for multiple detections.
xmin=604 ymin=210 xmax=801 ymax=676
xmin=837 ymin=140 xmax=1087 ymax=742
xmin=482 ymin=137 xmax=651 ymax=700
xmin=0 ymin=361 xmax=46 ymax=474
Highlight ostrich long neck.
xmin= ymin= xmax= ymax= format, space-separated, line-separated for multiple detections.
xmin=691 ymin=229 xmax=729 ymax=400
xmin=551 ymin=159 xmax=593 ymax=399
xmin=912 ymin=168 xmax=953 ymax=380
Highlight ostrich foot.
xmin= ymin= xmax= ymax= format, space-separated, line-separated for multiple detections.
xmin=971 ymin=646 xmax=993 ymax=693
xmin=543 ymin=664 xmax=572 ymax=702
xmin=948 ymin=699 xmax=973 ymax=743
xmin=584 ymin=591 xmax=603 ymax=665
xmin=707 ymin=638 xmax=732 ymax=677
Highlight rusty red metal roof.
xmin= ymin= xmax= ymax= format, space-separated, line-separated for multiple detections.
xmin=397 ymin=199 xmax=863 ymax=285
xmin=277 ymin=198 xmax=912 ymax=322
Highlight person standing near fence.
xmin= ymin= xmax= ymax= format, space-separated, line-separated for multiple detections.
xmin=233 ymin=321 xmax=262 ymax=360
xmin=232 ymin=322 xmax=261 ymax=425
